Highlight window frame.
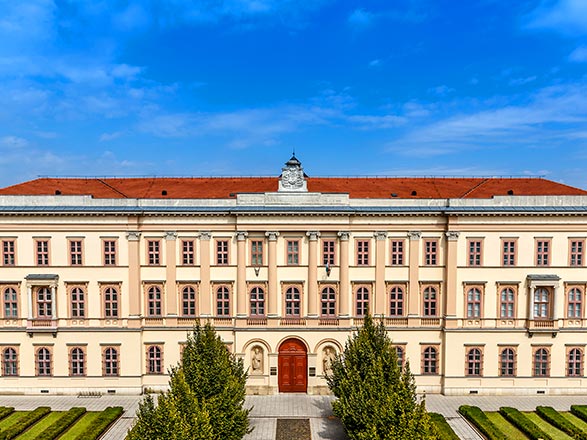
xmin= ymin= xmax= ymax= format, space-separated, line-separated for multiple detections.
xmin=35 ymin=287 xmax=52 ymax=319
xmin=2 ymin=346 xmax=18 ymax=377
xmin=103 ymin=239 xmax=117 ymax=266
xmin=422 ymin=346 xmax=439 ymax=375
xmin=146 ymin=345 xmax=163 ymax=375
xmin=535 ymin=238 xmax=551 ymax=267
xmin=102 ymin=285 xmax=120 ymax=319
xmin=320 ymin=285 xmax=337 ymax=318
xmin=533 ymin=287 xmax=552 ymax=319
xmin=355 ymin=285 xmax=370 ymax=317
xmin=1 ymin=239 xmax=16 ymax=266
xmin=216 ymin=285 xmax=231 ymax=317
xmin=356 ymin=239 xmax=370 ymax=266
xmin=322 ymin=239 xmax=336 ymax=266
xmin=146 ymin=285 xmax=163 ymax=317
xmin=467 ymin=239 xmax=483 ymax=267
xmin=181 ymin=240 xmax=195 ymax=266
xmin=465 ymin=347 xmax=483 ymax=377
xmin=216 ymin=239 xmax=230 ymax=265
xmin=249 ymin=285 xmax=265 ymax=317
xmin=181 ymin=285 xmax=197 ymax=317
xmin=567 ymin=286 xmax=583 ymax=319
xmin=2 ymin=286 xmax=18 ymax=319
xmin=422 ymin=285 xmax=438 ymax=317
xmin=423 ymin=239 xmax=438 ymax=266
xmin=501 ymin=238 xmax=517 ymax=267
xmin=284 ymin=285 xmax=301 ymax=317
xmin=68 ymin=238 xmax=83 ymax=266
xmin=103 ymin=346 xmax=119 ymax=377
xmin=147 ymin=240 xmax=161 ymax=266
xmin=533 ymin=347 xmax=550 ymax=377
xmin=499 ymin=347 xmax=516 ymax=377
xmin=35 ymin=239 xmax=50 ymax=266
xmin=465 ymin=286 xmax=483 ymax=319
xmin=499 ymin=285 xmax=517 ymax=319
xmin=389 ymin=284 xmax=404 ymax=317
xmin=36 ymin=347 xmax=52 ymax=377
xmin=570 ymin=239 xmax=585 ymax=267
xmin=390 ymin=239 xmax=405 ymax=266
xmin=69 ymin=346 xmax=86 ymax=377
xmin=286 ymin=239 xmax=300 ymax=266
xmin=250 ymin=240 xmax=264 ymax=266
xmin=567 ymin=347 xmax=583 ymax=377
xmin=69 ymin=285 xmax=86 ymax=319
xmin=394 ymin=345 xmax=405 ymax=369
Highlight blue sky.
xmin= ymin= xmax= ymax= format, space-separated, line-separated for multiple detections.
xmin=1 ymin=0 xmax=587 ymax=188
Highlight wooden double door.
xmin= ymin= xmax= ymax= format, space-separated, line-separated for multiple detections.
xmin=278 ymin=338 xmax=307 ymax=393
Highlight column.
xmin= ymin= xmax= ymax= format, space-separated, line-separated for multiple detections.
xmin=165 ymin=231 xmax=178 ymax=316
xmin=126 ymin=231 xmax=142 ymax=320
xmin=50 ymin=285 xmax=56 ymax=319
xmin=266 ymin=232 xmax=279 ymax=317
xmin=199 ymin=232 xmax=212 ymax=317
xmin=374 ymin=231 xmax=387 ymax=316
xmin=444 ymin=231 xmax=460 ymax=322
xmin=407 ymin=231 xmax=421 ymax=317
xmin=338 ymin=231 xmax=350 ymax=317
xmin=530 ymin=286 xmax=535 ymax=320
xmin=27 ymin=286 xmax=33 ymax=319
xmin=236 ymin=231 xmax=248 ymax=318
xmin=306 ymin=231 xmax=320 ymax=317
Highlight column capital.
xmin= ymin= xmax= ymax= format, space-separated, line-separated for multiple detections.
xmin=445 ymin=231 xmax=461 ymax=241
xmin=374 ymin=231 xmax=388 ymax=241
xmin=199 ymin=231 xmax=212 ymax=241
xmin=126 ymin=231 xmax=141 ymax=241
xmin=236 ymin=231 xmax=249 ymax=241
xmin=164 ymin=231 xmax=178 ymax=241
xmin=407 ymin=231 xmax=421 ymax=241
xmin=265 ymin=231 xmax=280 ymax=241
xmin=306 ymin=231 xmax=321 ymax=241
xmin=337 ymin=231 xmax=351 ymax=241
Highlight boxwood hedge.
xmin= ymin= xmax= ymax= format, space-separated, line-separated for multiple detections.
xmin=0 ymin=407 xmax=14 ymax=421
xmin=499 ymin=407 xmax=552 ymax=440
xmin=571 ymin=406 xmax=587 ymax=424
xmin=31 ymin=407 xmax=86 ymax=440
xmin=458 ymin=405 xmax=507 ymax=440
xmin=0 ymin=406 xmax=51 ymax=440
xmin=70 ymin=406 xmax=123 ymax=440
xmin=429 ymin=413 xmax=459 ymax=440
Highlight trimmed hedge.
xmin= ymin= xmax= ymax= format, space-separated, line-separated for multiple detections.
xmin=458 ymin=405 xmax=507 ymax=440
xmin=32 ymin=407 xmax=86 ymax=440
xmin=536 ymin=406 xmax=587 ymax=440
xmin=0 ymin=407 xmax=14 ymax=421
xmin=499 ymin=407 xmax=552 ymax=440
xmin=429 ymin=413 xmax=459 ymax=440
xmin=571 ymin=406 xmax=587 ymax=424
xmin=0 ymin=406 xmax=51 ymax=440
xmin=71 ymin=406 xmax=123 ymax=440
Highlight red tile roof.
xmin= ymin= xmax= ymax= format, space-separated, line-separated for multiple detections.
xmin=0 ymin=177 xmax=584 ymax=199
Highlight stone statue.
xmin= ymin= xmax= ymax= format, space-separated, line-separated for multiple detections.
xmin=322 ymin=346 xmax=335 ymax=375
xmin=251 ymin=346 xmax=263 ymax=374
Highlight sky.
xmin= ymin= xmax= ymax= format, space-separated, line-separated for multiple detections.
xmin=0 ymin=0 xmax=587 ymax=188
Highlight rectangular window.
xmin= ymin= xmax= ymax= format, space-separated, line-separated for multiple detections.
xmin=502 ymin=239 xmax=516 ymax=266
xmin=570 ymin=240 xmax=584 ymax=266
xmin=216 ymin=240 xmax=229 ymax=265
xmin=2 ymin=240 xmax=15 ymax=266
xmin=69 ymin=240 xmax=83 ymax=266
xmin=251 ymin=240 xmax=263 ymax=266
xmin=147 ymin=240 xmax=161 ymax=265
xmin=467 ymin=239 xmax=482 ymax=266
xmin=182 ymin=240 xmax=195 ymax=265
xmin=36 ymin=239 xmax=49 ymax=266
xmin=103 ymin=240 xmax=117 ymax=266
xmin=36 ymin=287 xmax=52 ymax=318
xmin=286 ymin=240 xmax=299 ymax=265
xmin=322 ymin=240 xmax=335 ymax=266
xmin=390 ymin=240 xmax=404 ymax=266
xmin=356 ymin=240 xmax=370 ymax=266
xmin=424 ymin=239 xmax=438 ymax=266
xmin=536 ymin=239 xmax=550 ymax=266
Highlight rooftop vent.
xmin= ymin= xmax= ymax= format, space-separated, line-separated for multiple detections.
xmin=391 ymin=193 xmax=398 ymax=198
xmin=55 ymin=190 xmax=61 ymax=195
xmin=411 ymin=190 xmax=417 ymax=196
xmin=229 ymin=193 xmax=236 ymax=197
xmin=161 ymin=190 xmax=167 ymax=196
xmin=507 ymin=189 xmax=514 ymax=195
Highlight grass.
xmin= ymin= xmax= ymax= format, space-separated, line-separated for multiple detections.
xmin=16 ymin=412 xmax=63 ymax=440
xmin=561 ymin=412 xmax=587 ymax=432
xmin=485 ymin=412 xmax=528 ymax=440
xmin=56 ymin=412 xmax=101 ymax=440
xmin=0 ymin=412 xmax=28 ymax=430
xmin=524 ymin=412 xmax=573 ymax=440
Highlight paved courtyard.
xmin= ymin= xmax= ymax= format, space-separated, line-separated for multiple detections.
xmin=1 ymin=393 xmax=587 ymax=439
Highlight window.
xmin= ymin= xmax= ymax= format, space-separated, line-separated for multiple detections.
xmin=533 ymin=287 xmax=551 ymax=319
xmin=36 ymin=239 xmax=49 ymax=266
xmin=466 ymin=348 xmax=483 ymax=376
xmin=2 ymin=347 xmax=18 ymax=376
xmin=320 ymin=287 xmax=336 ymax=317
xmin=389 ymin=286 xmax=404 ymax=316
xmin=570 ymin=240 xmax=584 ymax=266
xmin=356 ymin=240 xmax=370 ymax=265
xmin=322 ymin=240 xmax=335 ymax=266
xmin=216 ymin=286 xmax=230 ymax=316
xmin=568 ymin=348 xmax=583 ymax=377
xmin=250 ymin=287 xmax=265 ymax=317
xmin=103 ymin=347 xmax=119 ymax=376
xmin=104 ymin=286 xmax=119 ymax=318
xmin=285 ymin=286 xmax=301 ymax=317
xmin=390 ymin=240 xmax=404 ymax=266
xmin=36 ymin=347 xmax=51 ymax=376
xmin=499 ymin=348 xmax=516 ymax=377
xmin=147 ymin=286 xmax=162 ymax=316
xmin=147 ymin=240 xmax=161 ymax=265
xmin=70 ymin=347 xmax=85 ymax=376
xmin=423 ymin=286 xmax=437 ymax=317
xmin=424 ymin=239 xmax=438 ymax=266
xmin=36 ymin=287 xmax=52 ymax=318
xmin=3 ymin=287 xmax=17 ymax=318
xmin=356 ymin=286 xmax=369 ymax=317
xmin=251 ymin=240 xmax=263 ymax=266
xmin=69 ymin=240 xmax=83 ymax=265
xmin=500 ymin=287 xmax=515 ymax=319
xmin=466 ymin=287 xmax=482 ymax=318
xmin=216 ymin=240 xmax=229 ymax=265
xmin=103 ymin=240 xmax=117 ymax=266
xmin=182 ymin=240 xmax=195 ymax=265
xmin=286 ymin=240 xmax=299 ymax=265
xmin=422 ymin=346 xmax=438 ymax=375
xmin=536 ymin=239 xmax=550 ymax=266
xmin=147 ymin=345 xmax=163 ymax=374
xmin=467 ymin=240 xmax=482 ymax=266
xmin=2 ymin=240 xmax=15 ymax=266
xmin=502 ymin=239 xmax=516 ymax=266
xmin=395 ymin=346 xmax=405 ymax=368
xmin=181 ymin=286 xmax=196 ymax=317
xmin=568 ymin=287 xmax=583 ymax=318
xmin=70 ymin=286 xmax=85 ymax=318
xmin=533 ymin=348 xmax=550 ymax=377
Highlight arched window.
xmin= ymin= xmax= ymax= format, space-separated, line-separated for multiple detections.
xmin=3 ymin=287 xmax=17 ymax=318
xmin=568 ymin=348 xmax=583 ymax=377
xmin=147 ymin=345 xmax=163 ymax=374
xmin=500 ymin=288 xmax=515 ymax=318
xmin=533 ymin=348 xmax=550 ymax=377
xmin=500 ymin=348 xmax=516 ymax=377
xmin=71 ymin=287 xmax=85 ymax=318
xmin=320 ymin=287 xmax=336 ymax=317
xmin=70 ymin=347 xmax=85 ymax=376
xmin=36 ymin=287 xmax=52 ymax=318
xmin=395 ymin=346 xmax=404 ymax=368
xmin=285 ymin=287 xmax=301 ymax=317
xmin=148 ymin=286 xmax=162 ymax=316
xmin=36 ymin=348 xmax=51 ymax=376
xmin=104 ymin=287 xmax=119 ymax=318
xmin=216 ymin=286 xmax=230 ymax=316
xmin=533 ymin=288 xmax=550 ymax=319
xmin=356 ymin=287 xmax=369 ymax=317
xmin=103 ymin=347 xmax=119 ymax=376
xmin=568 ymin=288 xmax=583 ymax=318
xmin=422 ymin=346 xmax=438 ymax=375
xmin=2 ymin=347 xmax=17 ymax=376
xmin=466 ymin=288 xmax=481 ymax=318
xmin=250 ymin=287 xmax=265 ymax=317
xmin=389 ymin=286 xmax=404 ymax=316
xmin=182 ymin=286 xmax=196 ymax=317
xmin=466 ymin=348 xmax=482 ymax=376
xmin=423 ymin=287 xmax=437 ymax=317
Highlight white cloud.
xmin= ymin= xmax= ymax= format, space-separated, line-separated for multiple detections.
xmin=569 ymin=46 xmax=587 ymax=62
xmin=0 ymin=136 xmax=28 ymax=148
xmin=369 ymin=59 xmax=382 ymax=67
xmin=508 ymin=76 xmax=537 ymax=86
xmin=99 ymin=131 xmax=124 ymax=142
xmin=524 ymin=0 xmax=587 ymax=36
xmin=428 ymin=85 xmax=455 ymax=96
xmin=348 ymin=9 xmax=375 ymax=28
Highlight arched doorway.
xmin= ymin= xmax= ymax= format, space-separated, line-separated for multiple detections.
xmin=278 ymin=338 xmax=307 ymax=393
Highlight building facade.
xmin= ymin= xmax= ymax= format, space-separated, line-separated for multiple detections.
xmin=0 ymin=157 xmax=587 ymax=396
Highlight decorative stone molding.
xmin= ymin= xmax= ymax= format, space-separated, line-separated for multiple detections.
xmin=265 ymin=231 xmax=280 ymax=241
xmin=236 ymin=231 xmax=249 ymax=241
xmin=407 ymin=231 xmax=422 ymax=241
xmin=306 ymin=231 xmax=321 ymax=241
xmin=199 ymin=232 xmax=212 ymax=241
xmin=164 ymin=231 xmax=178 ymax=241
xmin=337 ymin=231 xmax=350 ymax=241
xmin=374 ymin=231 xmax=388 ymax=241
xmin=126 ymin=231 xmax=141 ymax=241
xmin=445 ymin=231 xmax=461 ymax=241
xmin=278 ymin=155 xmax=308 ymax=192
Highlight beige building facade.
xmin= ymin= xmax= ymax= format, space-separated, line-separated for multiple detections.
xmin=0 ymin=157 xmax=587 ymax=396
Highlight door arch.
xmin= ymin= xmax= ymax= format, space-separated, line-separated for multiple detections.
xmin=278 ymin=338 xmax=307 ymax=393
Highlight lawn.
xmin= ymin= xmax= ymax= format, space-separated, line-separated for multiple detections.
xmin=0 ymin=411 xmax=28 ymax=430
xmin=485 ymin=412 xmax=527 ymax=440
xmin=524 ymin=411 xmax=574 ymax=440
xmin=57 ymin=412 xmax=102 ymax=440
xmin=17 ymin=412 xmax=63 ymax=440
xmin=561 ymin=411 xmax=587 ymax=432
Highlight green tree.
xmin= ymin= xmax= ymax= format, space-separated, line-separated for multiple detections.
xmin=327 ymin=314 xmax=438 ymax=440
xmin=127 ymin=322 xmax=251 ymax=440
